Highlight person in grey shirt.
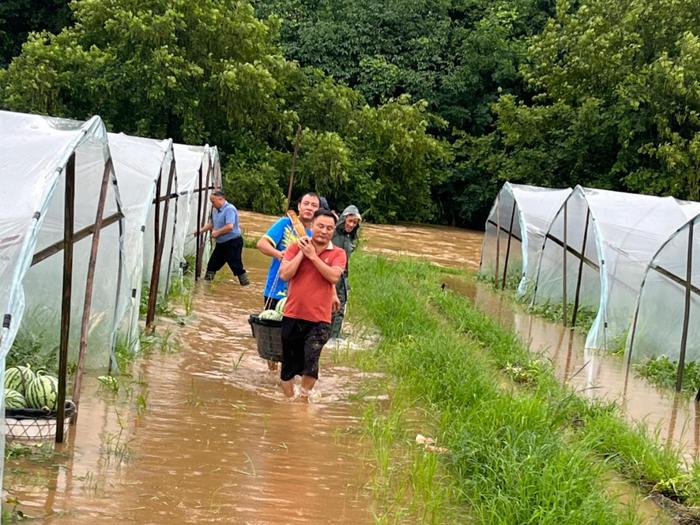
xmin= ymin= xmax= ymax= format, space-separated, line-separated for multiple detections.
xmin=201 ymin=190 xmax=249 ymax=285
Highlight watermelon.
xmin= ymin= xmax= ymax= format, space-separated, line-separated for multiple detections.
xmin=4 ymin=388 xmax=27 ymax=409
xmin=275 ymin=298 xmax=287 ymax=315
xmin=26 ymin=374 xmax=59 ymax=411
xmin=5 ymin=365 xmax=36 ymax=396
xmin=259 ymin=309 xmax=283 ymax=321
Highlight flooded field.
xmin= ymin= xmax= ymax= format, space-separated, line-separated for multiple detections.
xmin=4 ymin=249 xmax=374 ymax=523
xmin=4 ymin=211 xmax=696 ymax=523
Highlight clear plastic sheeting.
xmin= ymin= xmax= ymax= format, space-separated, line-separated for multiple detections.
xmin=109 ymin=133 xmax=177 ymax=349
xmin=533 ymin=186 xmax=696 ymax=350
xmin=480 ymin=183 xmax=571 ymax=295
xmin=172 ymin=143 xmax=208 ymax=271
xmin=0 ymin=110 xmax=126 ymax=500
xmin=627 ymin=214 xmax=700 ymax=365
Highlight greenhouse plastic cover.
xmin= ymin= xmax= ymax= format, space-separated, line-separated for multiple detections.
xmin=533 ymin=186 xmax=698 ymax=350
xmin=173 ymin=143 xmax=209 ymax=267
xmin=0 ymin=110 xmax=125 ymax=499
xmin=109 ymin=132 xmax=177 ymax=350
xmin=480 ymin=183 xmax=572 ymax=295
xmin=627 ymin=210 xmax=700 ymax=364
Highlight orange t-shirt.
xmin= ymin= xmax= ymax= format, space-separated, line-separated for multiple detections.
xmin=283 ymin=242 xmax=347 ymax=323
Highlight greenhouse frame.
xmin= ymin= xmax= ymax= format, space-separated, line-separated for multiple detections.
xmin=0 ymin=110 xmax=127 ymax=444
xmin=626 ymin=210 xmax=700 ymax=390
xmin=108 ymin=132 xmax=179 ymax=339
xmin=532 ymin=186 xmax=698 ymax=351
xmin=480 ymin=183 xmax=572 ymax=295
xmin=173 ymin=143 xmax=220 ymax=280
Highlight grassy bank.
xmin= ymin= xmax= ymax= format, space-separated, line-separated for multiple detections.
xmin=344 ymin=253 xmax=699 ymax=523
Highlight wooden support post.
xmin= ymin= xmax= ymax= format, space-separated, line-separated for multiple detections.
xmin=562 ymin=203 xmax=568 ymax=326
xmin=572 ymin=209 xmax=590 ymax=327
xmin=196 ymin=159 xmax=212 ymax=278
xmin=495 ymin=201 xmax=501 ymax=284
xmin=71 ymin=158 xmax=113 ymax=424
xmin=195 ymin=165 xmax=203 ymax=280
xmin=676 ymin=221 xmax=694 ymax=392
xmin=501 ymin=201 xmax=517 ymax=289
xmin=164 ymin=162 xmax=178 ymax=295
xmin=56 ymin=153 xmax=75 ymax=443
xmin=146 ymin=176 xmax=162 ymax=329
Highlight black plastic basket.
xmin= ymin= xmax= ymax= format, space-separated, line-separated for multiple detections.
xmin=5 ymin=401 xmax=76 ymax=441
xmin=248 ymin=314 xmax=283 ymax=362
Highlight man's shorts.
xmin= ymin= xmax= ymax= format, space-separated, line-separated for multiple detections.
xmin=280 ymin=317 xmax=331 ymax=381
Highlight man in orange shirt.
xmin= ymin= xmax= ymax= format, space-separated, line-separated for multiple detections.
xmin=279 ymin=209 xmax=346 ymax=399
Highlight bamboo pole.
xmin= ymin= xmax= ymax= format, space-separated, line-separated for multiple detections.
xmin=55 ymin=153 xmax=75 ymax=443
xmin=71 ymin=158 xmax=113 ymax=424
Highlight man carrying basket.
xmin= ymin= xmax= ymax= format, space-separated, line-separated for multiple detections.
xmin=278 ymin=209 xmax=346 ymax=400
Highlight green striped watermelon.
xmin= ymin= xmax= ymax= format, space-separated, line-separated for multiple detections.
xmin=275 ymin=297 xmax=287 ymax=314
xmin=26 ymin=374 xmax=58 ymax=411
xmin=4 ymin=388 xmax=27 ymax=409
xmin=5 ymin=365 xmax=36 ymax=396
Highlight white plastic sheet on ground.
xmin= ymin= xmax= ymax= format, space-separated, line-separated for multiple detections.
xmin=627 ymin=212 xmax=700 ymax=365
xmin=0 ymin=110 xmax=127 ymax=502
xmin=480 ymin=183 xmax=572 ymax=295
xmin=109 ymin=132 xmax=178 ymax=351
xmin=533 ymin=185 xmax=696 ymax=350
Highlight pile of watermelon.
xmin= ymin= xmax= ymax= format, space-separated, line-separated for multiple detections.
xmin=4 ymin=365 xmax=59 ymax=412
xmin=259 ymin=297 xmax=286 ymax=322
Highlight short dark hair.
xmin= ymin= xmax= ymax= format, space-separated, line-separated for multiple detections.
xmin=313 ymin=208 xmax=337 ymax=223
xmin=298 ymin=192 xmax=320 ymax=205
xmin=211 ymin=190 xmax=225 ymax=198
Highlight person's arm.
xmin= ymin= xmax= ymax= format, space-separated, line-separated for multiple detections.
xmin=279 ymin=244 xmax=303 ymax=280
xmin=257 ymin=218 xmax=286 ymax=260
xmin=257 ymin=236 xmax=284 ymax=260
xmin=299 ymin=240 xmax=344 ymax=284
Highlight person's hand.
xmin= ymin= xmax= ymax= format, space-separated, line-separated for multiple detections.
xmin=298 ymin=237 xmax=316 ymax=259
xmin=212 ymin=229 xmax=219 ymax=238
xmin=331 ymin=294 xmax=341 ymax=312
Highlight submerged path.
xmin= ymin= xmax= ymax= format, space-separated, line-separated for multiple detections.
xmin=5 ymin=249 xmax=374 ymax=523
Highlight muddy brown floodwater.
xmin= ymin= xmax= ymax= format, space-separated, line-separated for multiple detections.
xmin=5 ymin=248 xmax=375 ymax=524
xmin=4 ymin=212 xmax=696 ymax=524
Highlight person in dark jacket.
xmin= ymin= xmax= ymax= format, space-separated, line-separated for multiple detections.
xmin=329 ymin=205 xmax=362 ymax=339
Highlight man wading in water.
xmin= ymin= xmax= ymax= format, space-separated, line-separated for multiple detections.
xmin=256 ymin=192 xmax=320 ymax=371
xmin=201 ymin=190 xmax=249 ymax=285
xmin=278 ymin=209 xmax=346 ymax=400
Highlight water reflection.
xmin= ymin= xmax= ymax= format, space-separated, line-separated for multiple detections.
xmin=447 ymin=275 xmax=700 ymax=461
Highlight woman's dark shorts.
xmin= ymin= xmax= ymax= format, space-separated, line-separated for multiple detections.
xmin=280 ymin=317 xmax=331 ymax=381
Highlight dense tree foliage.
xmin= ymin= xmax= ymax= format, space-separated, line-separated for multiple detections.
xmin=0 ymin=0 xmax=448 ymax=223
xmin=0 ymin=0 xmax=72 ymax=68
xmin=2 ymin=0 xmax=699 ymax=226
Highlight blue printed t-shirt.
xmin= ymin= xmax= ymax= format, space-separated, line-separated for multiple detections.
xmin=212 ymin=201 xmax=240 ymax=243
xmin=262 ymin=216 xmax=312 ymax=300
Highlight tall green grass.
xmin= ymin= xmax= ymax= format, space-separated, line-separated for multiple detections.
xmin=348 ymin=252 xmax=698 ymax=523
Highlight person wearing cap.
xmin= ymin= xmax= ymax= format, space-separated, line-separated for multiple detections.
xmin=201 ymin=190 xmax=249 ymax=286
xmin=329 ymin=205 xmax=362 ymax=340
